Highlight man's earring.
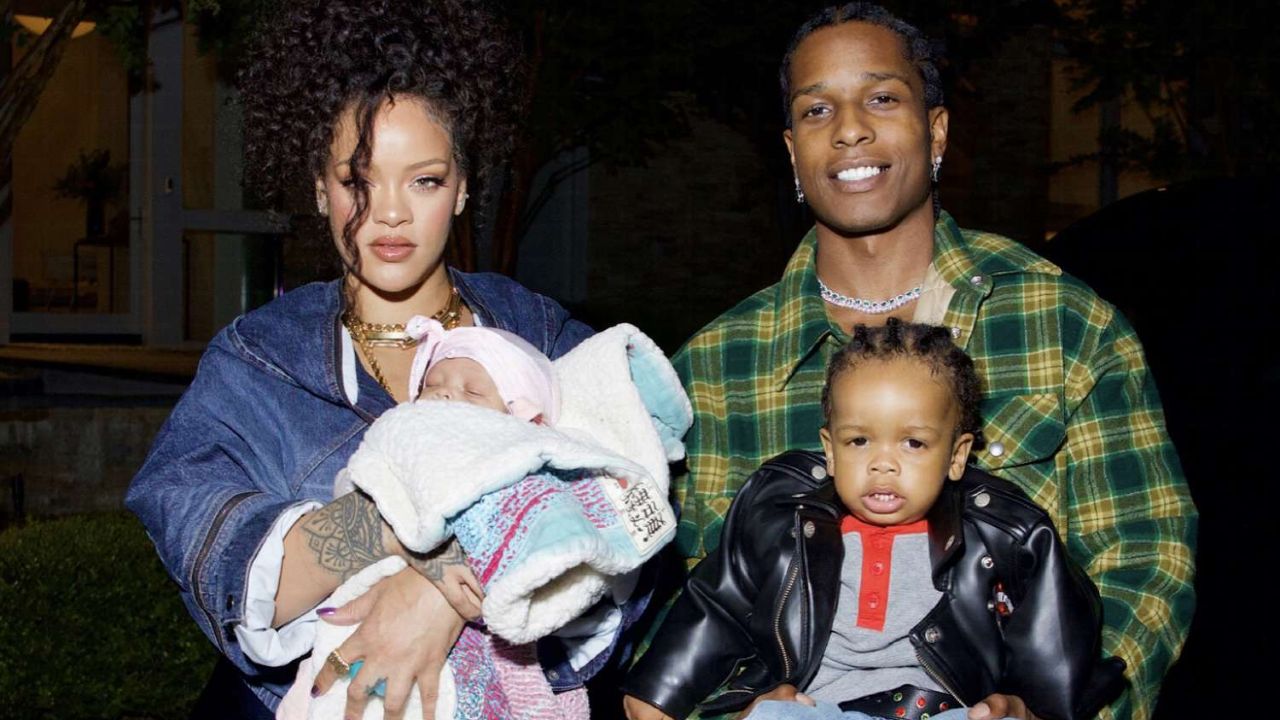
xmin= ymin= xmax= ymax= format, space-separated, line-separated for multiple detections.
xmin=930 ymin=156 xmax=943 ymax=184
xmin=794 ymin=177 xmax=805 ymax=204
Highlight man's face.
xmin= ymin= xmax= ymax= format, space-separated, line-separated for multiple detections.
xmin=783 ymin=22 xmax=948 ymax=236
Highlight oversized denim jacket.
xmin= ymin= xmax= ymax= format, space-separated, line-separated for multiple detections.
xmin=126 ymin=270 xmax=617 ymax=708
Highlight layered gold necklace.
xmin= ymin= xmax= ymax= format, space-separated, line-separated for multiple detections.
xmin=342 ymin=287 xmax=464 ymax=396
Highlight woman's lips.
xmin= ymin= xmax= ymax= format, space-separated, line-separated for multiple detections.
xmin=369 ymin=237 xmax=415 ymax=262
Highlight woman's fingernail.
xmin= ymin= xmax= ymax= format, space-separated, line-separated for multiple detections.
xmin=310 ymin=684 xmax=320 ymax=698
xmin=317 ymin=607 xmax=337 ymax=617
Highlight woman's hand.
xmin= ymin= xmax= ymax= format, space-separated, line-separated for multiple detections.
xmin=402 ymin=537 xmax=485 ymax=621
xmin=311 ymin=566 xmax=466 ymax=720
xmin=968 ymin=693 xmax=1040 ymax=720
xmin=736 ymin=684 xmax=815 ymax=718
xmin=623 ymin=694 xmax=676 ymax=720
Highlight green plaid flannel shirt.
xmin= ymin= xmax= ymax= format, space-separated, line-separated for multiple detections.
xmin=669 ymin=212 xmax=1196 ymax=720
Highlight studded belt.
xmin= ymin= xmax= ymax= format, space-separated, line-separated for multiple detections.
xmin=837 ymin=683 xmax=959 ymax=720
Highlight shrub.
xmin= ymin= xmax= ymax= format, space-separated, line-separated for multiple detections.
xmin=0 ymin=513 xmax=215 ymax=719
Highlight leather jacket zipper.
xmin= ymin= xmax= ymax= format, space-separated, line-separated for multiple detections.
xmin=192 ymin=490 xmax=256 ymax=653
xmin=774 ymin=546 xmax=802 ymax=678
xmin=915 ymin=646 xmax=967 ymax=706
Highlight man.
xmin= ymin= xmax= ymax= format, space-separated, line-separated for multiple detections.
xmin=669 ymin=4 xmax=1195 ymax=720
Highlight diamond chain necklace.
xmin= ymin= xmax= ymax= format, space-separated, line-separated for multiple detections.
xmin=817 ymin=276 xmax=922 ymax=314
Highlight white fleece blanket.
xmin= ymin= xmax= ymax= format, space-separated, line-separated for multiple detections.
xmin=339 ymin=324 xmax=690 ymax=643
xmin=290 ymin=324 xmax=691 ymax=719
xmin=343 ymin=323 xmax=690 ymax=557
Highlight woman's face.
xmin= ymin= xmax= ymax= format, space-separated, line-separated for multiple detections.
xmin=318 ymin=96 xmax=467 ymax=297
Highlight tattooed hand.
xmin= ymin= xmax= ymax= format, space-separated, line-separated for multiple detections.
xmin=299 ymin=490 xmax=484 ymax=620
xmin=405 ymin=538 xmax=485 ymax=621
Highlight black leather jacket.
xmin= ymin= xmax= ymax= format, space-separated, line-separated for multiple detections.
xmin=624 ymin=451 xmax=1126 ymax=720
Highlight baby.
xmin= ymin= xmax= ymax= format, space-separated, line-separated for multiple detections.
xmin=285 ymin=319 xmax=686 ymax=720
xmin=623 ymin=319 xmax=1125 ymax=720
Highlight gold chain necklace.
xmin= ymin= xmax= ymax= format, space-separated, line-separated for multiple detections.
xmin=343 ymin=287 xmax=464 ymax=396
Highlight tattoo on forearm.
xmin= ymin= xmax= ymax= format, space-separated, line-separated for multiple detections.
xmin=407 ymin=537 xmax=469 ymax=582
xmin=301 ymin=491 xmax=387 ymax=581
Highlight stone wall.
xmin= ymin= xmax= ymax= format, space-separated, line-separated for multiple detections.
xmin=0 ymin=405 xmax=172 ymax=526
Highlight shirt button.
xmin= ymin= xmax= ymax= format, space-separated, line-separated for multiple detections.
xmin=973 ymin=492 xmax=991 ymax=508
xmin=950 ymin=326 xmax=961 ymax=338
xmin=872 ymin=561 xmax=885 ymax=575
xmin=810 ymin=464 xmax=827 ymax=480
xmin=970 ymin=275 xmax=984 ymax=285
xmin=924 ymin=626 xmax=942 ymax=643
xmin=981 ymin=555 xmax=995 ymax=569
xmin=803 ymin=521 xmax=816 ymax=538
xmin=866 ymin=593 xmax=880 ymax=609
xmin=547 ymin=669 xmax=559 ymax=681
xmin=989 ymin=441 xmax=1005 ymax=457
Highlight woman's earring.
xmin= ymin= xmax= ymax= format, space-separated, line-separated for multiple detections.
xmin=930 ymin=156 xmax=943 ymax=184
xmin=455 ymin=191 xmax=469 ymax=216
xmin=794 ymin=177 xmax=805 ymax=204
xmin=317 ymin=193 xmax=329 ymax=217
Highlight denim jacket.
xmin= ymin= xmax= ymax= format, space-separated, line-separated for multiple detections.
xmin=126 ymin=270 xmax=612 ymax=707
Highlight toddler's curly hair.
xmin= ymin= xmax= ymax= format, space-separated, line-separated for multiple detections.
xmin=821 ymin=318 xmax=983 ymax=441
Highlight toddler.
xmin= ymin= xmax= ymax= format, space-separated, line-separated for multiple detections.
xmin=622 ymin=319 xmax=1125 ymax=720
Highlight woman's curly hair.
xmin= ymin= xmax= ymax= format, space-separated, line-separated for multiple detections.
xmin=821 ymin=318 xmax=983 ymax=442
xmin=238 ymin=0 xmax=524 ymax=270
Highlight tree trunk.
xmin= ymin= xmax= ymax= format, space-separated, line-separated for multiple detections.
xmin=489 ymin=9 xmax=546 ymax=277
xmin=0 ymin=0 xmax=89 ymax=168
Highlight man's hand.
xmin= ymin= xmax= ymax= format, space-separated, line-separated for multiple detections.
xmin=623 ymin=694 xmax=676 ymax=720
xmin=736 ymin=683 xmax=816 ymax=718
xmin=968 ymin=693 xmax=1039 ymax=720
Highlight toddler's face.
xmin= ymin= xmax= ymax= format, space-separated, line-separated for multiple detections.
xmin=819 ymin=357 xmax=973 ymax=526
xmin=420 ymin=358 xmax=507 ymax=414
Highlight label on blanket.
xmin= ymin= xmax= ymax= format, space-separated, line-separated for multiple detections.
xmin=601 ymin=475 xmax=673 ymax=554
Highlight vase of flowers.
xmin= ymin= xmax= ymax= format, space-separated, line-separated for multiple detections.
xmin=53 ymin=149 xmax=124 ymax=238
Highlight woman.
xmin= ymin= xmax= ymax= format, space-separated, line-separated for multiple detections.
xmin=126 ymin=2 xmax=607 ymax=718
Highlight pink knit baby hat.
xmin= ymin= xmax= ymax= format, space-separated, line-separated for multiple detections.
xmin=405 ymin=316 xmax=560 ymax=425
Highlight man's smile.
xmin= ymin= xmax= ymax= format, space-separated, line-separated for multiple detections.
xmin=835 ymin=166 xmax=886 ymax=182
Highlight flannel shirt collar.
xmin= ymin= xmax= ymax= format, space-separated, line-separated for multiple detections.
xmin=771 ymin=226 xmax=835 ymax=390
xmin=932 ymin=211 xmax=1061 ymax=292
xmin=771 ymin=212 xmax=1060 ymax=389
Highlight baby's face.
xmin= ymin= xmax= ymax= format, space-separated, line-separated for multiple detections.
xmin=420 ymin=358 xmax=507 ymax=413
xmin=819 ymin=357 xmax=974 ymax=526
